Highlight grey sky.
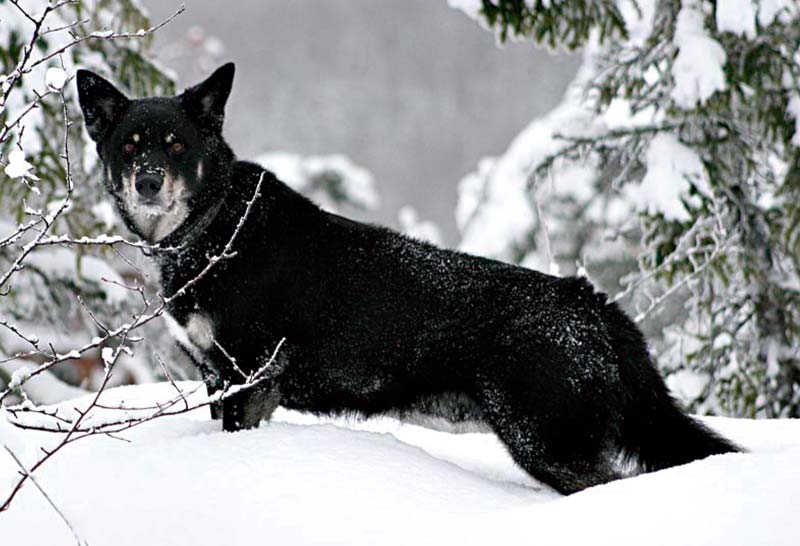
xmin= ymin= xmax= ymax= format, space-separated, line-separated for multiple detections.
xmin=141 ymin=0 xmax=578 ymax=243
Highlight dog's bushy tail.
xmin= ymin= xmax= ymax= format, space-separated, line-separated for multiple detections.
xmin=608 ymin=306 xmax=741 ymax=472
xmin=619 ymin=378 xmax=741 ymax=472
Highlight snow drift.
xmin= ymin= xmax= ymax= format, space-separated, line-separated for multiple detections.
xmin=1 ymin=382 xmax=798 ymax=545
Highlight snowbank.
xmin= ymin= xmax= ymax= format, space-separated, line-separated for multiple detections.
xmin=1 ymin=382 xmax=798 ymax=545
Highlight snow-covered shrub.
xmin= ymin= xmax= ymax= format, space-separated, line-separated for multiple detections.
xmin=257 ymin=152 xmax=380 ymax=213
xmin=452 ymin=0 xmax=800 ymax=417
xmin=0 ymin=1 xmax=177 ymax=400
xmin=398 ymin=205 xmax=443 ymax=246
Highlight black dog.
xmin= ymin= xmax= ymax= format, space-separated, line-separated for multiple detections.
xmin=76 ymin=63 xmax=739 ymax=494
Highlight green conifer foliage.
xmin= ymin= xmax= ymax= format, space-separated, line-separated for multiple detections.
xmin=456 ymin=0 xmax=800 ymax=416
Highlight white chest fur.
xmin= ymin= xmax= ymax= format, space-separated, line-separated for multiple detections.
xmin=184 ymin=313 xmax=215 ymax=351
xmin=164 ymin=311 xmax=215 ymax=355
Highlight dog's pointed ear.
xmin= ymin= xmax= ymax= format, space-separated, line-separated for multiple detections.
xmin=76 ymin=70 xmax=129 ymax=143
xmin=182 ymin=62 xmax=235 ymax=132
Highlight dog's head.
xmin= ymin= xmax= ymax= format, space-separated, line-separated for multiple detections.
xmin=77 ymin=63 xmax=236 ymax=242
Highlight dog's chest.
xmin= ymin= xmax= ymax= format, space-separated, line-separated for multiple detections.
xmin=164 ymin=310 xmax=216 ymax=355
xmin=184 ymin=312 xmax=215 ymax=351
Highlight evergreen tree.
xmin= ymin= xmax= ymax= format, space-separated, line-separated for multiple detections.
xmin=452 ymin=0 xmax=800 ymax=417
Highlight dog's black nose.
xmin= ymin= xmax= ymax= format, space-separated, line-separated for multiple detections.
xmin=135 ymin=174 xmax=163 ymax=199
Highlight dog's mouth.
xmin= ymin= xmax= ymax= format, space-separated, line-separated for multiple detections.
xmin=132 ymin=198 xmax=176 ymax=216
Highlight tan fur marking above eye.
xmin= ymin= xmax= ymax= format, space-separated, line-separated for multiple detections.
xmin=132 ymin=133 xmax=140 ymax=143
xmin=165 ymin=133 xmax=175 ymax=144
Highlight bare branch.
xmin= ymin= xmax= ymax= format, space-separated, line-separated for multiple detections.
xmin=2 ymin=444 xmax=85 ymax=545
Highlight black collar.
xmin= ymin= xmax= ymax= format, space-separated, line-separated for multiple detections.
xmin=155 ymin=196 xmax=226 ymax=254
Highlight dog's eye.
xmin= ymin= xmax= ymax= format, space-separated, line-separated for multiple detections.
xmin=169 ymin=141 xmax=185 ymax=154
xmin=122 ymin=142 xmax=137 ymax=155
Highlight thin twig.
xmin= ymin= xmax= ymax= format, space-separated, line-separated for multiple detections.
xmin=2 ymin=445 xmax=86 ymax=545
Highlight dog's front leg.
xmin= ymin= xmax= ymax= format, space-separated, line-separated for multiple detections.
xmin=221 ymin=348 xmax=289 ymax=432
xmin=175 ymin=340 xmax=225 ymax=420
xmin=201 ymin=366 xmax=225 ymax=420
xmin=222 ymin=380 xmax=282 ymax=431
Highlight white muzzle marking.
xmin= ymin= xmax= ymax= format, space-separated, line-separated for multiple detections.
xmin=124 ymin=170 xmax=189 ymax=242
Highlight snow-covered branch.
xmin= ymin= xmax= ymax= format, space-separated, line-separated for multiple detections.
xmin=0 ymin=0 xmax=195 ymax=518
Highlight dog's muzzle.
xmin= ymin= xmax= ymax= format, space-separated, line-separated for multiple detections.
xmin=135 ymin=173 xmax=164 ymax=200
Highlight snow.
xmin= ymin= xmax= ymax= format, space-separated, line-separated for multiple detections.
xmin=0 ymin=360 xmax=87 ymax=405
xmin=618 ymin=0 xmax=656 ymax=47
xmin=43 ymin=67 xmax=68 ymax=91
xmin=455 ymin=94 xmax=597 ymax=261
xmin=630 ymin=133 xmax=709 ymax=221
xmin=100 ymin=347 xmax=115 ymax=368
xmin=91 ymin=200 xmax=118 ymax=229
xmin=455 ymin=46 xmax=604 ymax=264
xmin=7 ymin=367 xmax=31 ymax=390
xmin=23 ymin=247 xmax=130 ymax=305
xmin=450 ymin=0 xmax=727 ymax=264
xmin=257 ymin=152 xmax=379 ymax=212
xmin=1 ymin=382 xmax=799 ymax=545
xmin=1 ymin=1 xmax=111 ymax=156
xmin=3 ymin=150 xmax=38 ymax=180
xmin=398 ymin=205 xmax=443 ymax=246
xmin=671 ymin=1 xmax=727 ymax=109
xmin=788 ymin=94 xmax=800 ymax=147
xmin=716 ymin=0 xmax=756 ymax=39
xmin=446 ymin=0 xmax=483 ymax=21
xmin=666 ymin=368 xmax=708 ymax=401
xmin=757 ymin=0 xmax=797 ymax=26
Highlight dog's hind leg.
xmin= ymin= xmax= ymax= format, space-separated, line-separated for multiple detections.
xmin=474 ymin=349 xmax=623 ymax=494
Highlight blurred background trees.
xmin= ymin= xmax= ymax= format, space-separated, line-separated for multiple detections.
xmin=453 ymin=0 xmax=800 ymax=417
xmin=141 ymin=0 xmax=579 ymax=241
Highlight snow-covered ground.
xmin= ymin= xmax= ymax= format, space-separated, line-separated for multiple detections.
xmin=1 ymin=382 xmax=798 ymax=545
